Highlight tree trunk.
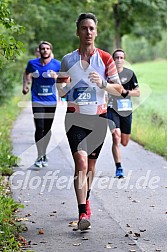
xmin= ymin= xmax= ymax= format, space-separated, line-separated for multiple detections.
xmin=113 ymin=2 xmax=122 ymax=49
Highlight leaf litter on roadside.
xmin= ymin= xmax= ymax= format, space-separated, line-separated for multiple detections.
xmin=38 ymin=229 xmax=44 ymax=235
xmin=68 ymin=220 xmax=78 ymax=227
xmin=104 ymin=243 xmax=112 ymax=249
xmin=16 ymin=217 xmax=29 ymax=222
xmin=73 ymin=243 xmax=81 ymax=246
xmin=82 ymin=236 xmax=88 ymax=240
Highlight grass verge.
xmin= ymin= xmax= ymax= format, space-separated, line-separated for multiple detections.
xmin=0 ymin=96 xmax=21 ymax=176
xmin=0 ymin=176 xmax=24 ymax=252
xmin=132 ymin=60 xmax=167 ymax=159
xmin=0 ymin=93 xmax=28 ymax=251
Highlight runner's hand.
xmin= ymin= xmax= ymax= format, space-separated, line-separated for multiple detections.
xmin=22 ymin=85 xmax=29 ymax=95
xmin=88 ymin=71 xmax=103 ymax=88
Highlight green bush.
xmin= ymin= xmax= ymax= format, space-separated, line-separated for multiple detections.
xmin=0 ymin=177 xmax=24 ymax=251
xmin=0 ymin=98 xmax=21 ymax=176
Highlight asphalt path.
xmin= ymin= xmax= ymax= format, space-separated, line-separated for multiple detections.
xmin=11 ymin=101 xmax=167 ymax=252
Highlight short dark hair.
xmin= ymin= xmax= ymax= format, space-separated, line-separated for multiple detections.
xmin=39 ymin=41 xmax=53 ymax=51
xmin=112 ymin=48 xmax=125 ymax=59
xmin=76 ymin=13 xmax=98 ymax=29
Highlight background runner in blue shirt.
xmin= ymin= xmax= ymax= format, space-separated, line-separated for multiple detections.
xmin=23 ymin=41 xmax=61 ymax=168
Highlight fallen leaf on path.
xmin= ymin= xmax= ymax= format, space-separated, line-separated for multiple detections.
xmin=128 ymin=243 xmax=136 ymax=246
xmin=134 ymin=232 xmax=140 ymax=237
xmin=69 ymin=220 xmax=78 ymax=227
xmin=73 ymin=243 xmax=81 ymax=246
xmin=38 ymin=229 xmax=44 ymax=235
xmin=18 ymin=235 xmax=28 ymax=247
xmin=139 ymin=228 xmax=146 ymax=232
xmin=22 ymin=225 xmax=28 ymax=231
xmin=143 ymin=238 xmax=150 ymax=241
xmin=104 ymin=244 xmax=112 ymax=248
xmin=25 ymin=213 xmax=32 ymax=217
xmin=16 ymin=217 xmax=29 ymax=222
xmin=82 ymin=236 xmax=88 ymax=240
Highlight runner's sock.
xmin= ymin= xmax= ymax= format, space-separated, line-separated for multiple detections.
xmin=86 ymin=189 xmax=91 ymax=200
xmin=78 ymin=204 xmax=86 ymax=216
xmin=116 ymin=163 xmax=121 ymax=169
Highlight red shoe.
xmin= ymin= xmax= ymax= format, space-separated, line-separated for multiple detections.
xmin=78 ymin=213 xmax=91 ymax=231
xmin=86 ymin=200 xmax=91 ymax=219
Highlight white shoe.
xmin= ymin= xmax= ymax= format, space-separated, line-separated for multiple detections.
xmin=34 ymin=157 xmax=43 ymax=168
xmin=42 ymin=155 xmax=48 ymax=167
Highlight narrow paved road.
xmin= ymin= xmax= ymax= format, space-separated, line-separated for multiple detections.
xmin=11 ymin=101 xmax=167 ymax=252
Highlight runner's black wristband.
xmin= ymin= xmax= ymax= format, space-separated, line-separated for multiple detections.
xmin=121 ymin=90 xmax=129 ymax=98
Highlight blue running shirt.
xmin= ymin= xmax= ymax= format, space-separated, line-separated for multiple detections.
xmin=26 ymin=58 xmax=61 ymax=105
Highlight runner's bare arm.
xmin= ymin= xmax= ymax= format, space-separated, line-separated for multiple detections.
xmin=22 ymin=71 xmax=31 ymax=95
xmin=128 ymin=87 xmax=140 ymax=97
xmin=88 ymin=71 xmax=123 ymax=96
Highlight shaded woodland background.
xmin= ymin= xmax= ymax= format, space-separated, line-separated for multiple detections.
xmin=0 ymin=0 xmax=167 ymax=101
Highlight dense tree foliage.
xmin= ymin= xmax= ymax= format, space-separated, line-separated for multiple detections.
xmin=0 ymin=0 xmax=24 ymax=67
xmin=0 ymin=0 xmax=166 ymax=102
xmin=9 ymin=0 xmax=167 ymax=58
xmin=112 ymin=0 xmax=167 ymax=47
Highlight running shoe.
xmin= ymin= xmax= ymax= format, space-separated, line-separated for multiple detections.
xmin=78 ymin=213 xmax=91 ymax=231
xmin=86 ymin=200 xmax=91 ymax=219
xmin=34 ymin=157 xmax=43 ymax=168
xmin=115 ymin=167 xmax=124 ymax=178
xmin=42 ymin=155 xmax=48 ymax=167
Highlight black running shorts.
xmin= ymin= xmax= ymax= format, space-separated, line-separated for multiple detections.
xmin=107 ymin=107 xmax=132 ymax=134
xmin=65 ymin=111 xmax=107 ymax=159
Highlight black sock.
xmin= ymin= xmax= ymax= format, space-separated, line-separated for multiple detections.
xmin=78 ymin=204 xmax=86 ymax=216
xmin=116 ymin=163 xmax=121 ymax=169
xmin=86 ymin=189 xmax=91 ymax=200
